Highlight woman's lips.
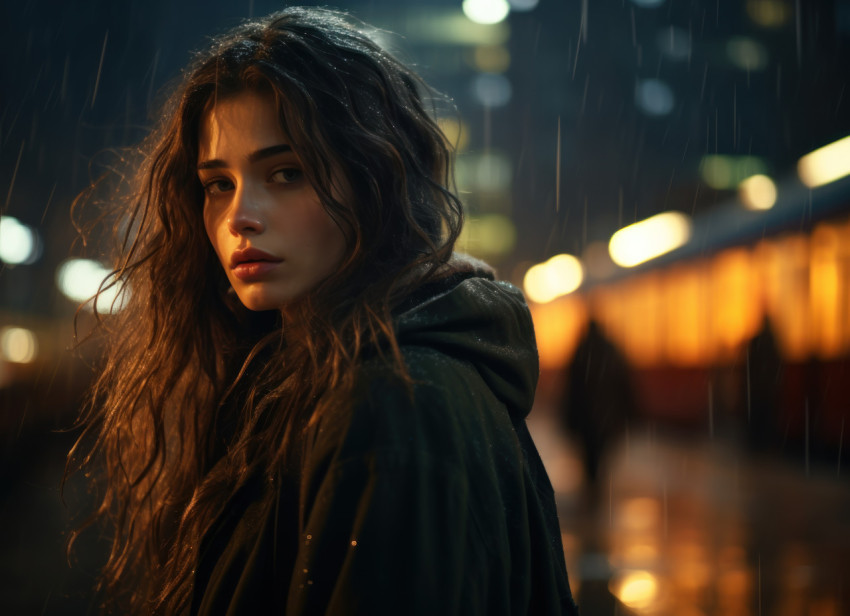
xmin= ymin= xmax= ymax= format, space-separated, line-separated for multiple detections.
xmin=232 ymin=260 xmax=282 ymax=281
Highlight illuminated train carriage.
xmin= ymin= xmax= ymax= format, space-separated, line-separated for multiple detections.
xmin=529 ymin=142 xmax=850 ymax=461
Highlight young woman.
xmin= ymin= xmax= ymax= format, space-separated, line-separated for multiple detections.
xmin=70 ymin=7 xmax=579 ymax=615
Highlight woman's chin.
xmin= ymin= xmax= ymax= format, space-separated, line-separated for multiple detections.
xmin=233 ymin=290 xmax=284 ymax=313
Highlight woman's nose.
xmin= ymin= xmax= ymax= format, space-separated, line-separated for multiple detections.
xmin=227 ymin=188 xmax=265 ymax=236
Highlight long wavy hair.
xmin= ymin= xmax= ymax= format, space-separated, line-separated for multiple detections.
xmin=68 ymin=7 xmax=463 ymax=614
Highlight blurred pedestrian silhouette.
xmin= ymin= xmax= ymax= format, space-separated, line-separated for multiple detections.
xmin=562 ymin=318 xmax=636 ymax=503
xmin=743 ymin=317 xmax=783 ymax=452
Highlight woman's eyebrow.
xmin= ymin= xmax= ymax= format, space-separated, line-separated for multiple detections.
xmin=197 ymin=144 xmax=293 ymax=170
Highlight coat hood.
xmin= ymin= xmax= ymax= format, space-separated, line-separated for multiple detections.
xmin=393 ymin=256 xmax=539 ymax=421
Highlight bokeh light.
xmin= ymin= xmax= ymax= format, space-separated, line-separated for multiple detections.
xmin=610 ymin=570 xmax=661 ymax=611
xmin=472 ymin=44 xmax=511 ymax=73
xmin=609 ymin=212 xmax=692 ymax=268
xmin=457 ymin=214 xmax=517 ymax=259
xmin=472 ymin=72 xmax=513 ymax=107
xmin=700 ymin=155 xmax=768 ymax=189
xmin=406 ymin=12 xmax=509 ymax=45
xmin=437 ymin=117 xmax=470 ymax=152
xmin=0 ymin=216 xmax=37 ymax=265
xmin=738 ymin=174 xmax=778 ymax=210
xmin=726 ymin=37 xmax=770 ymax=71
xmin=523 ymin=254 xmax=584 ymax=304
xmin=56 ymin=258 xmax=130 ymax=314
xmin=0 ymin=326 xmax=38 ymax=364
xmin=475 ymin=152 xmax=513 ymax=192
xmin=747 ymin=0 xmax=792 ymax=28
xmin=462 ymin=0 xmax=510 ymax=25
xmin=797 ymin=135 xmax=850 ymax=188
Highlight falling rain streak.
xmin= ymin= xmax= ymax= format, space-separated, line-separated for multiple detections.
xmin=555 ymin=116 xmax=561 ymax=213
xmin=4 ymin=141 xmax=24 ymax=213
xmin=146 ymin=49 xmax=160 ymax=106
xmin=580 ymin=0 xmax=588 ymax=43
xmin=805 ymin=398 xmax=810 ymax=477
xmin=795 ymin=0 xmax=802 ymax=66
xmin=40 ymin=182 xmax=56 ymax=226
xmin=91 ymin=30 xmax=109 ymax=108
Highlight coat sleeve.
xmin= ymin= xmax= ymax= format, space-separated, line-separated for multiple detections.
xmin=285 ymin=380 xmax=490 ymax=616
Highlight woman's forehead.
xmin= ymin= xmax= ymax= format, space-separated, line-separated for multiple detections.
xmin=197 ymin=91 xmax=292 ymax=162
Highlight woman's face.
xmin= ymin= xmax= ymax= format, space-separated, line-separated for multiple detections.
xmin=198 ymin=90 xmax=347 ymax=313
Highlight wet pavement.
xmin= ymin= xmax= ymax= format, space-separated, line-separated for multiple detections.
xmin=528 ymin=412 xmax=850 ymax=616
xmin=1 ymin=408 xmax=849 ymax=614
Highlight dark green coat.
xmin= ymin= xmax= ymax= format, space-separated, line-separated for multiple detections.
xmin=191 ymin=270 xmax=579 ymax=615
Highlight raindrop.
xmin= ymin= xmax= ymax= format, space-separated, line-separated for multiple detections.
xmin=580 ymin=75 xmax=589 ymax=116
xmin=804 ymin=399 xmax=810 ymax=477
xmin=91 ymin=30 xmax=109 ymax=109
xmin=60 ymin=55 xmax=70 ymax=102
xmin=40 ymin=182 xmax=56 ymax=225
xmin=656 ymin=26 xmax=691 ymax=61
xmin=4 ymin=140 xmax=24 ymax=211
xmin=555 ymin=116 xmax=561 ymax=213
xmin=794 ymin=0 xmax=802 ymax=66
xmin=146 ymin=49 xmax=160 ymax=107
xmin=708 ymin=380 xmax=714 ymax=438
xmin=733 ymin=84 xmax=737 ymax=149
xmin=580 ymin=0 xmax=588 ymax=43
xmin=746 ymin=347 xmax=751 ymax=421
xmin=572 ymin=36 xmax=581 ymax=78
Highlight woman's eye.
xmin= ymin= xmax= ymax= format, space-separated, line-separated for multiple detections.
xmin=270 ymin=168 xmax=303 ymax=184
xmin=202 ymin=179 xmax=234 ymax=195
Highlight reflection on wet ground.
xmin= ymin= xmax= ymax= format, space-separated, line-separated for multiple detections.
xmin=529 ymin=414 xmax=850 ymax=616
xmin=2 ymin=410 xmax=848 ymax=613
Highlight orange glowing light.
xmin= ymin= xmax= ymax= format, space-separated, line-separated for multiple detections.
xmin=664 ymin=265 xmax=710 ymax=366
xmin=528 ymin=295 xmax=588 ymax=370
xmin=610 ymin=570 xmax=660 ymax=611
xmin=711 ymin=248 xmax=761 ymax=356
xmin=810 ymin=224 xmax=843 ymax=358
xmin=772 ymin=235 xmax=811 ymax=361
xmin=619 ymin=274 xmax=663 ymax=367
